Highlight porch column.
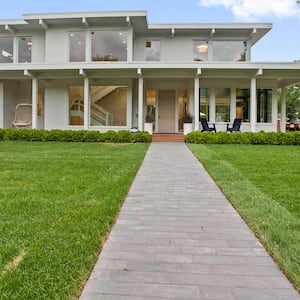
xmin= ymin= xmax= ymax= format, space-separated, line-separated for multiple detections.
xmin=83 ymin=77 xmax=89 ymax=130
xmin=32 ymin=78 xmax=38 ymax=129
xmin=250 ymin=78 xmax=257 ymax=132
xmin=194 ymin=77 xmax=200 ymax=131
xmin=138 ymin=77 xmax=144 ymax=131
xmin=280 ymin=87 xmax=286 ymax=132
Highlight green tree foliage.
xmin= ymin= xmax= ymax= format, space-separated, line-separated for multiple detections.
xmin=278 ymin=85 xmax=300 ymax=121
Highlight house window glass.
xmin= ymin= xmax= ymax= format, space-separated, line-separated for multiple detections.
xmin=0 ymin=37 xmax=13 ymax=63
xmin=178 ymin=90 xmax=188 ymax=132
xmin=212 ymin=41 xmax=246 ymax=61
xmin=18 ymin=37 xmax=32 ymax=63
xmin=146 ymin=90 xmax=156 ymax=132
xmin=216 ymin=88 xmax=230 ymax=122
xmin=90 ymin=85 xmax=127 ymax=126
xmin=91 ymin=31 xmax=127 ymax=61
xmin=69 ymin=86 xmax=84 ymax=125
xmin=236 ymin=89 xmax=250 ymax=122
xmin=257 ymin=89 xmax=272 ymax=123
xmin=193 ymin=41 xmax=208 ymax=61
xmin=69 ymin=32 xmax=85 ymax=62
xmin=200 ymin=88 xmax=210 ymax=120
xmin=145 ymin=41 xmax=160 ymax=61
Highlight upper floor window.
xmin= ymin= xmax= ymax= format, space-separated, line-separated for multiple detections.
xmin=212 ymin=41 xmax=247 ymax=61
xmin=145 ymin=40 xmax=160 ymax=61
xmin=194 ymin=41 xmax=208 ymax=61
xmin=69 ymin=32 xmax=85 ymax=62
xmin=91 ymin=30 xmax=127 ymax=61
xmin=0 ymin=37 xmax=13 ymax=63
xmin=18 ymin=37 xmax=32 ymax=63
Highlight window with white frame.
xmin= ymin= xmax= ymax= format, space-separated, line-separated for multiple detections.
xmin=145 ymin=40 xmax=160 ymax=61
xmin=215 ymin=88 xmax=230 ymax=122
xmin=212 ymin=41 xmax=247 ymax=61
xmin=257 ymin=89 xmax=272 ymax=123
xmin=0 ymin=37 xmax=13 ymax=63
xmin=18 ymin=37 xmax=32 ymax=63
xmin=69 ymin=32 xmax=86 ymax=62
xmin=193 ymin=41 xmax=208 ymax=61
xmin=91 ymin=31 xmax=127 ymax=61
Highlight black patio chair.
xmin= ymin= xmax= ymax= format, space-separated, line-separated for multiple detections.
xmin=200 ymin=118 xmax=216 ymax=133
xmin=226 ymin=118 xmax=242 ymax=132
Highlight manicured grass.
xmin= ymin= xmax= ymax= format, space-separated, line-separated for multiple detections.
xmin=188 ymin=144 xmax=300 ymax=291
xmin=0 ymin=141 xmax=149 ymax=299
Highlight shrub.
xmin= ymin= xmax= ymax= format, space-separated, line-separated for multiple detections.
xmin=185 ymin=131 xmax=300 ymax=146
xmin=132 ymin=131 xmax=151 ymax=143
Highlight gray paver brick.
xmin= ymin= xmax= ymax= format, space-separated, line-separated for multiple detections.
xmin=79 ymin=143 xmax=299 ymax=300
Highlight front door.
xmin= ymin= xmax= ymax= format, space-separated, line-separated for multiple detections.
xmin=158 ymin=90 xmax=176 ymax=133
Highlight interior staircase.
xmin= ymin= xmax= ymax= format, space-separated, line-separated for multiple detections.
xmin=151 ymin=133 xmax=185 ymax=143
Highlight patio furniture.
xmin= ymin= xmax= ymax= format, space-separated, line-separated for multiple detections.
xmin=12 ymin=103 xmax=32 ymax=129
xmin=226 ymin=118 xmax=242 ymax=132
xmin=200 ymin=118 xmax=216 ymax=133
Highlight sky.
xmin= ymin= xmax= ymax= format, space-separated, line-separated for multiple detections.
xmin=1 ymin=0 xmax=299 ymax=62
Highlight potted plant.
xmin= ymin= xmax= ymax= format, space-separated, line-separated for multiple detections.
xmin=183 ymin=113 xmax=193 ymax=135
xmin=144 ymin=113 xmax=154 ymax=134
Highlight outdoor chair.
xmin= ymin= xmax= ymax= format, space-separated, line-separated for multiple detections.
xmin=200 ymin=118 xmax=216 ymax=133
xmin=12 ymin=103 xmax=32 ymax=129
xmin=226 ymin=118 xmax=242 ymax=132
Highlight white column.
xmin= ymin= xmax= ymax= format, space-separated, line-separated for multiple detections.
xmin=32 ymin=78 xmax=38 ymax=129
xmin=250 ymin=78 xmax=257 ymax=132
xmin=194 ymin=77 xmax=200 ymax=131
xmin=83 ymin=77 xmax=89 ymax=130
xmin=138 ymin=77 xmax=144 ymax=131
xmin=280 ymin=87 xmax=286 ymax=132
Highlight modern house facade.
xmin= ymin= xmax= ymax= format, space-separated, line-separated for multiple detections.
xmin=0 ymin=11 xmax=299 ymax=133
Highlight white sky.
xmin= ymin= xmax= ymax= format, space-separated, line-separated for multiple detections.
xmin=1 ymin=0 xmax=299 ymax=62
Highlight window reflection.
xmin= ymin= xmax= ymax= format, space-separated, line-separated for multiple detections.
xmin=213 ymin=41 xmax=246 ymax=61
xmin=69 ymin=32 xmax=85 ymax=62
xmin=236 ymin=89 xmax=250 ymax=122
xmin=216 ymin=88 xmax=230 ymax=122
xmin=91 ymin=31 xmax=127 ymax=61
xmin=194 ymin=41 xmax=208 ymax=61
xmin=257 ymin=89 xmax=272 ymax=123
xmin=145 ymin=41 xmax=160 ymax=61
xmin=0 ymin=37 xmax=13 ymax=63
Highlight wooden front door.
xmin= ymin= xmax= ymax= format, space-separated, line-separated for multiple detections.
xmin=158 ymin=90 xmax=176 ymax=133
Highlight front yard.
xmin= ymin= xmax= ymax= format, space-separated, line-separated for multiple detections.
xmin=189 ymin=144 xmax=300 ymax=292
xmin=0 ymin=142 xmax=149 ymax=299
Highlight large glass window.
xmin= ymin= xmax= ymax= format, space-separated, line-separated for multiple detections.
xmin=69 ymin=32 xmax=85 ymax=62
xmin=146 ymin=90 xmax=156 ymax=132
xmin=200 ymin=88 xmax=210 ymax=120
xmin=90 ymin=85 xmax=127 ymax=126
xmin=18 ymin=37 xmax=32 ymax=63
xmin=0 ymin=37 xmax=13 ymax=63
xmin=178 ymin=90 xmax=188 ymax=132
xmin=257 ymin=89 xmax=272 ymax=123
xmin=145 ymin=41 xmax=160 ymax=61
xmin=236 ymin=89 xmax=250 ymax=122
xmin=91 ymin=31 xmax=127 ymax=61
xmin=213 ymin=41 xmax=247 ymax=61
xmin=193 ymin=41 xmax=208 ymax=61
xmin=216 ymin=88 xmax=230 ymax=122
xmin=69 ymin=86 xmax=84 ymax=125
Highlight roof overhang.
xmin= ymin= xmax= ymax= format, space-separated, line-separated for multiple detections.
xmin=0 ymin=62 xmax=299 ymax=87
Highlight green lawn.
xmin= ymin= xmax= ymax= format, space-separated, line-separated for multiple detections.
xmin=188 ymin=144 xmax=300 ymax=292
xmin=0 ymin=141 xmax=149 ymax=299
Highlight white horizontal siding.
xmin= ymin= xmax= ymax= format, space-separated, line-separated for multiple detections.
xmin=44 ymin=87 xmax=68 ymax=130
xmin=45 ymin=28 xmax=69 ymax=63
xmin=32 ymin=31 xmax=45 ymax=63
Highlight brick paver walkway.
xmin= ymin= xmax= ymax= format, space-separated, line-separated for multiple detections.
xmin=80 ymin=143 xmax=299 ymax=300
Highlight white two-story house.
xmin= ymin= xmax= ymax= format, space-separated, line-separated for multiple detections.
xmin=0 ymin=11 xmax=299 ymax=133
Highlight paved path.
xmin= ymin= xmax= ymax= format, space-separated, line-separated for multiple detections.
xmin=80 ymin=143 xmax=299 ymax=300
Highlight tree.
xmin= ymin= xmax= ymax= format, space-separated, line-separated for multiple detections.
xmin=278 ymin=85 xmax=300 ymax=121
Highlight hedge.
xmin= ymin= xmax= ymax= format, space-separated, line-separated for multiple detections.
xmin=0 ymin=128 xmax=151 ymax=143
xmin=185 ymin=131 xmax=300 ymax=145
